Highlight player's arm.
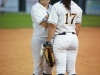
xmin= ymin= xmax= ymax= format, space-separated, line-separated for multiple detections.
xmin=75 ymin=23 xmax=81 ymax=36
xmin=75 ymin=8 xmax=82 ymax=36
xmin=47 ymin=24 xmax=56 ymax=42
xmin=40 ymin=14 xmax=49 ymax=28
xmin=46 ymin=5 xmax=58 ymax=42
xmin=40 ymin=19 xmax=48 ymax=28
xmin=31 ymin=7 xmax=49 ymax=28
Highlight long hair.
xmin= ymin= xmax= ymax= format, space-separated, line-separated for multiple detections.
xmin=62 ymin=0 xmax=71 ymax=10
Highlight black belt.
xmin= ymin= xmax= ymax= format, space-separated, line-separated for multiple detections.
xmin=58 ymin=32 xmax=75 ymax=35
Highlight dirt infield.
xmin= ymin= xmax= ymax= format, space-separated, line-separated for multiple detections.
xmin=0 ymin=28 xmax=100 ymax=75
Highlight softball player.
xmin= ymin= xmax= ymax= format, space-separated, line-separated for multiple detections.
xmin=46 ymin=0 xmax=82 ymax=75
xmin=31 ymin=0 xmax=53 ymax=75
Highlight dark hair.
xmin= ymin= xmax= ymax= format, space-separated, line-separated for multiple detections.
xmin=39 ymin=0 xmax=40 ymax=2
xmin=62 ymin=0 xmax=71 ymax=10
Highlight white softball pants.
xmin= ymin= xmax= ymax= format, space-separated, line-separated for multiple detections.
xmin=53 ymin=33 xmax=78 ymax=75
xmin=31 ymin=36 xmax=53 ymax=75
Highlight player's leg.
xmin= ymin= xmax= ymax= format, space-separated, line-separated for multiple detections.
xmin=66 ymin=35 xmax=78 ymax=75
xmin=66 ymin=49 xmax=78 ymax=75
xmin=54 ymin=48 xmax=67 ymax=75
xmin=31 ymin=42 xmax=44 ymax=75
xmin=53 ymin=35 xmax=69 ymax=75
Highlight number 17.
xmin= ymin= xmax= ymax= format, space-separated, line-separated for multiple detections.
xmin=65 ymin=13 xmax=76 ymax=24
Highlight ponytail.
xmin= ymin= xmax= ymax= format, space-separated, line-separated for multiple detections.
xmin=62 ymin=0 xmax=71 ymax=10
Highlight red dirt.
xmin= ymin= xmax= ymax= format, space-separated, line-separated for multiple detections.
xmin=0 ymin=28 xmax=100 ymax=75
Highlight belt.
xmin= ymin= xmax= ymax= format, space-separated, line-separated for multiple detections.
xmin=58 ymin=32 xmax=75 ymax=35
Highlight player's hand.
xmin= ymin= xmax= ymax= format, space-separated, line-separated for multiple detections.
xmin=43 ymin=41 xmax=55 ymax=67
xmin=43 ymin=41 xmax=51 ymax=47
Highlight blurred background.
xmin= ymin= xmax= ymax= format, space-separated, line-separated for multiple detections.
xmin=0 ymin=0 xmax=100 ymax=14
xmin=0 ymin=0 xmax=100 ymax=28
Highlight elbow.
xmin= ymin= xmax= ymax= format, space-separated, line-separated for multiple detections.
xmin=49 ymin=23 xmax=56 ymax=28
xmin=76 ymin=23 xmax=81 ymax=28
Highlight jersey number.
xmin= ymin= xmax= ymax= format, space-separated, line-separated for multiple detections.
xmin=65 ymin=13 xmax=76 ymax=24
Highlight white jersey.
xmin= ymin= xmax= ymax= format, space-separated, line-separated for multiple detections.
xmin=48 ymin=1 xmax=82 ymax=35
xmin=31 ymin=3 xmax=52 ymax=38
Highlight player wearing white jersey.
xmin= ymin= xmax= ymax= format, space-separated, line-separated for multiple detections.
xmin=31 ymin=0 xmax=53 ymax=75
xmin=45 ymin=0 xmax=82 ymax=75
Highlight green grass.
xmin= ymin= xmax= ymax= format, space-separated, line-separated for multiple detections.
xmin=0 ymin=13 xmax=100 ymax=28
xmin=82 ymin=15 xmax=100 ymax=27
xmin=0 ymin=13 xmax=32 ymax=28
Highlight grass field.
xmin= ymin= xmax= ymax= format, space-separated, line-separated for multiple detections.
xmin=82 ymin=15 xmax=100 ymax=27
xmin=0 ymin=13 xmax=100 ymax=28
xmin=0 ymin=13 xmax=32 ymax=28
